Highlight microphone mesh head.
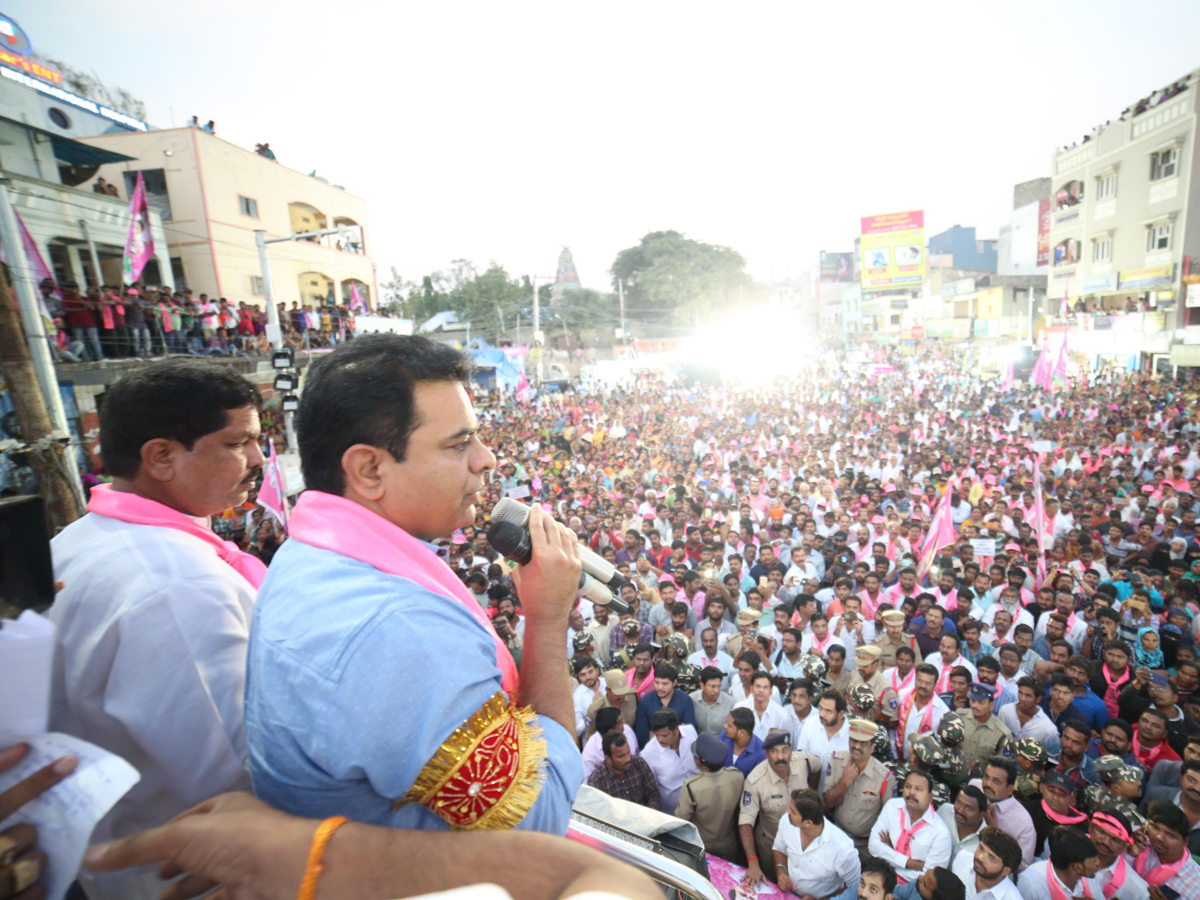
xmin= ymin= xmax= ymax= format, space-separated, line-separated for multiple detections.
xmin=491 ymin=498 xmax=530 ymax=526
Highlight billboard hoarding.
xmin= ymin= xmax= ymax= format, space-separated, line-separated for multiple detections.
xmin=819 ymin=251 xmax=854 ymax=283
xmin=1036 ymin=198 xmax=1051 ymax=267
xmin=860 ymin=210 xmax=925 ymax=292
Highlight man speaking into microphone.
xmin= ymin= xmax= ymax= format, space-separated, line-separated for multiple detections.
xmin=245 ymin=334 xmax=584 ymax=834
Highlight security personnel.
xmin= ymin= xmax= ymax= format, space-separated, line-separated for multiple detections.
xmin=958 ymin=682 xmax=1013 ymax=771
xmin=1012 ymin=736 xmax=1050 ymax=802
xmin=737 ymin=730 xmax=819 ymax=887
xmin=844 ymin=644 xmax=898 ymax=726
xmin=819 ymin=718 xmax=891 ymax=851
xmin=724 ymin=609 xmax=773 ymax=670
xmin=660 ymin=634 xmax=701 ymax=694
xmin=935 ymin=712 xmax=971 ymax=794
xmin=584 ymin=669 xmax=638 ymax=742
xmin=675 ymin=733 xmax=745 ymax=862
xmin=872 ymin=609 xmax=922 ymax=668
xmin=847 ymin=685 xmax=893 ymax=763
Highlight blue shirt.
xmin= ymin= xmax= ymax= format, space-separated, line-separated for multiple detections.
xmin=720 ymin=732 xmax=765 ymax=778
xmin=634 ymin=687 xmax=696 ymax=748
xmin=245 ymin=538 xmax=583 ymax=833
xmin=1070 ymin=686 xmax=1110 ymax=732
xmin=892 ymin=883 xmax=921 ymax=900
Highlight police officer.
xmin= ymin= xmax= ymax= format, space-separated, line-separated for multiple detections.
xmin=873 ymin=608 xmax=922 ymax=668
xmin=584 ymin=670 xmax=638 ymax=742
xmin=848 ymin=685 xmax=894 ymax=763
xmin=675 ymin=733 xmax=744 ymax=862
xmin=958 ymin=682 xmax=1013 ymax=772
xmin=738 ymin=730 xmax=819 ymax=888
xmin=611 ymin=621 xmax=643 ymax=670
xmin=845 ymin=644 xmax=899 ymax=727
xmin=1012 ymin=736 xmax=1051 ymax=802
xmin=725 ymin=609 xmax=772 ymax=667
xmin=819 ymin=718 xmax=891 ymax=851
xmin=1083 ymin=755 xmax=1147 ymax=833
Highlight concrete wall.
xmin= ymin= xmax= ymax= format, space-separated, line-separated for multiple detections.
xmin=1013 ymin=177 xmax=1052 ymax=210
xmin=1009 ymin=201 xmax=1048 ymax=276
xmin=75 ymin=129 xmax=378 ymax=306
xmin=927 ymin=225 xmax=998 ymax=272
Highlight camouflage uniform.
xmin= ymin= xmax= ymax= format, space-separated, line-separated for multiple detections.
xmin=802 ymin=654 xmax=827 ymax=685
xmin=1084 ymin=756 xmax=1148 ymax=833
xmin=849 ymin=685 xmax=894 ymax=764
xmin=1010 ymin=737 xmax=1050 ymax=802
xmin=935 ymin=713 xmax=970 ymax=794
xmin=662 ymin=636 xmax=701 ymax=693
xmin=890 ymin=735 xmax=953 ymax=808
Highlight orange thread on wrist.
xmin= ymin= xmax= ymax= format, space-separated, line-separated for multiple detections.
xmin=297 ymin=816 xmax=348 ymax=900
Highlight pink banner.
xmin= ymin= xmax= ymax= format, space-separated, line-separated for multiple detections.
xmin=257 ymin=439 xmax=290 ymax=530
xmin=122 ymin=171 xmax=155 ymax=284
xmin=350 ymin=281 xmax=366 ymax=311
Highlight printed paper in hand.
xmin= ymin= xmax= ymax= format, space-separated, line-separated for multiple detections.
xmin=0 ymin=610 xmax=56 ymax=744
xmin=0 ymin=734 xmax=140 ymax=900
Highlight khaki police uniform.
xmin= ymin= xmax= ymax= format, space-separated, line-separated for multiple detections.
xmin=583 ymin=691 xmax=637 ymax=743
xmin=820 ymin=751 xmax=891 ymax=849
xmin=872 ymin=632 xmax=923 ymax=668
xmin=738 ymin=751 xmax=818 ymax=867
xmin=675 ymin=766 xmax=745 ymax=861
xmin=957 ymin=710 xmax=1014 ymax=770
xmin=846 ymin=669 xmax=899 ymax=725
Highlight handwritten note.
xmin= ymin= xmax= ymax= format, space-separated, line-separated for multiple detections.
xmin=0 ymin=610 xmax=56 ymax=744
xmin=0 ymin=733 xmax=140 ymax=900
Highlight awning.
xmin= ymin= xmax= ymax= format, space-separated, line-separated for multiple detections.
xmin=0 ymin=115 xmax=136 ymax=166
xmin=49 ymin=135 xmax=134 ymax=166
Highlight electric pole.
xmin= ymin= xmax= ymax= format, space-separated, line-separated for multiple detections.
xmin=618 ymin=278 xmax=626 ymax=345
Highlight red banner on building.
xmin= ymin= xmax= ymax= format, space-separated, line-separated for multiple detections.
xmin=1036 ymin=197 xmax=1051 ymax=267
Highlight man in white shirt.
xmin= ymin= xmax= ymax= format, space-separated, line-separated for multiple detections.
xmin=771 ymin=789 xmax=860 ymax=899
xmin=951 ymin=826 xmax=1024 ymax=900
xmin=688 ymin=628 xmax=734 ymax=689
xmin=572 ymin=657 xmax=604 ymax=739
xmin=997 ymin=678 xmax=1060 ymax=750
xmin=937 ymin=784 xmax=988 ymax=865
xmin=798 ymin=689 xmax=851 ymax=767
xmin=898 ymin=665 xmax=949 ymax=762
xmin=782 ymin=678 xmax=819 ymax=746
xmin=734 ymin=671 xmax=791 ymax=741
xmin=640 ymin=708 xmax=698 ymax=814
xmin=48 ymin=361 xmax=266 ymax=900
xmin=929 ymin=633 xmax=979 ymax=693
xmin=868 ymin=770 xmax=952 ymax=886
xmin=1033 ymin=593 xmax=1088 ymax=654
xmin=1080 ymin=810 xmax=1149 ymax=900
xmin=1015 ymin=826 xmax=1099 ymax=900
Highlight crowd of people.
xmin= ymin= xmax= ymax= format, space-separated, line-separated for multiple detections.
xmin=38 ymin=277 xmax=360 ymax=362
xmin=8 ymin=333 xmax=1200 ymax=900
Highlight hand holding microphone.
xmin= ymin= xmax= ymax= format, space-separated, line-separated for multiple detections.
xmin=506 ymin=505 xmax=582 ymax=622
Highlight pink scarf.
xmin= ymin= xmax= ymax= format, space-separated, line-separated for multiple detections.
xmin=935 ymin=657 xmax=964 ymax=693
xmin=1045 ymin=865 xmax=1073 ymax=900
xmin=627 ymin=667 xmax=655 ymax=698
xmin=890 ymin=667 xmax=915 ymax=695
xmin=1100 ymin=664 xmax=1129 ymax=717
xmin=87 ymin=483 xmax=266 ymax=588
xmin=1134 ymin=847 xmax=1189 ymax=888
xmin=894 ymin=808 xmax=929 ymax=883
xmin=1087 ymin=814 xmax=1129 ymax=899
xmin=896 ymin=694 xmax=935 ymax=759
xmin=288 ymin=490 xmax=518 ymax=695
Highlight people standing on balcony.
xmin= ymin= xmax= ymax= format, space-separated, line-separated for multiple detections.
xmin=62 ymin=280 xmax=104 ymax=360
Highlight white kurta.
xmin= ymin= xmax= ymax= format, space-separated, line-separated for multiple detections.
xmin=49 ymin=513 xmax=256 ymax=900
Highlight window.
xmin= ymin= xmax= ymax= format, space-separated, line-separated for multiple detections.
xmin=1092 ymin=237 xmax=1112 ymax=263
xmin=170 ymin=257 xmax=188 ymax=292
xmin=1095 ymin=173 xmax=1116 ymax=200
xmin=250 ymin=275 xmax=264 ymax=295
xmin=239 ymin=195 xmax=259 ymax=218
xmin=1146 ymin=222 xmax=1172 ymax=252
xmin=47 ymin=107 xmax=71 ymax=129
xmin=1054 ymin=238 xmax=1080 ymax=266
xmin=122 ymin=169 xmax=172 ymax=220
xmin=1150 ymin=147 xmax=1178 ymax=181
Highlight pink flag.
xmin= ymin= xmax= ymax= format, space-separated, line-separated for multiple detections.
xmin=516 ymin=370 xmax=530 ymax=404
xmin=350 ymin=281 xmax=367 ymax=312
xmin=257 ymin=439 xmax=290 ymax=531
xmin=122 ymin=172 xmax=155 ymax=284
xmin=917 ymin=480 xmax=958 ymax=579
xmin=1031 ymin=347 xmax=1054 ymax=392
xmin=1031 ymin=456 xmax=1048 ymax=590
xmin=1000 ymin=361 xmax=1014 ymax=392
xmin=1051 ymin=343 xmax=1068 ymax=393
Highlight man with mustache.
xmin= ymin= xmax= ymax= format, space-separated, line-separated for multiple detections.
xmin=821 ymin=718 xmax=892 ymax=851
xmin=49 ymin=360 xmax=267 ymax=900
xmin=949 ymin=826 xmax=1023 ymax=900
xmin=245 ymin=336 xmax=585 ymax=836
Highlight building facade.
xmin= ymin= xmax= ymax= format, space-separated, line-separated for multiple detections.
xmin=1044 ymin=70 xmax=1198 ymax=369
xmin=77 ymin=128 xmax=377 ymax=309
xmin=927 ymin=225 xmax=998 ymax=272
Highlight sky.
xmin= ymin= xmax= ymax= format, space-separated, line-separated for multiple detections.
xmin=14 ymin=0 xmax=1200 ymax=293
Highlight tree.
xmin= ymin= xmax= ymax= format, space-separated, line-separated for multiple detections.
xmin=611 ymin=231 xmax=757 ymax=328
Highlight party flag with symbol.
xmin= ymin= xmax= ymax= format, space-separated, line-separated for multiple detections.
xmin=122 ymin=171 xmax=155 ymax=284
xmin=257 ymin=439 xmax=290 ymax=531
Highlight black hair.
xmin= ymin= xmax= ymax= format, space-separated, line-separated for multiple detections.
xmin=960 ymin=783 xmax=988 ymax=812
xmin=914 ymin=663 xmax=939 ymax=680
xmin=976 ymin=654 xmax=1000 ymax=673
xmin=100 ymin=360 xmax=263 ymax=478
xmin=699 ymin=666 xmax=724 ymax=685
xmin=788 ymin=788 xmax=824 ymax=825
xmin=895 ymin=645 xmax=916 ymax=662
xmin=903 ymin=768 xmax=933 ymax=792
xmin=818 ymin=689 xmax=847 ymax=713
xmin=729 ymin=707 xmax=755 ymax=734
xmin=652 ymin=663 xmax=677 ymax=683
xmin=594 ymin=706 xmax=620 ymax=735
xmin=601 ymin=731 xmax=628 ymax=757
xmin=859 ymin=858 xmax=897 ymax=895
xmin=930 ymin=868 xmax=965 ymax=900
xmin=789 ymin=678 xmax=815 ymax=696
xmin=573 ymin=656 xmax=599 ymax=675
xmin=1103 ymin=717 xmax=1134 ymax=741
xmin=297 ymin=334 xmax=472 ymax=494
xmin=984 ymin=756 xmax=1018 ymax=787
xmin=1047 ymin=826 xmax=1098 ymax=870
xmin=1061 ymin=719 xmax=1091 ymax=742
xmin=941 ymin=632 xmax=961 ymax=649
xmin=631 ymin=643 xmax=654 ymax=659
xmin=750 ymin=670 xmax=772 ymax=686
xmin=649 ymin=708 xmax=679 ymax=732
xmin=977 ymin=826 xmax=1020 ymax=879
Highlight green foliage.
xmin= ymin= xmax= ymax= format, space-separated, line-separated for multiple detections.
xmin=611 ymin=230 xmax=756 ymax=326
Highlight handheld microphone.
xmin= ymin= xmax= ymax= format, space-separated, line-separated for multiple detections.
xmin=492 ymin=498 xmax=635 ymax=594
xmin=486 ymin=519 xmax=633 ymax=615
